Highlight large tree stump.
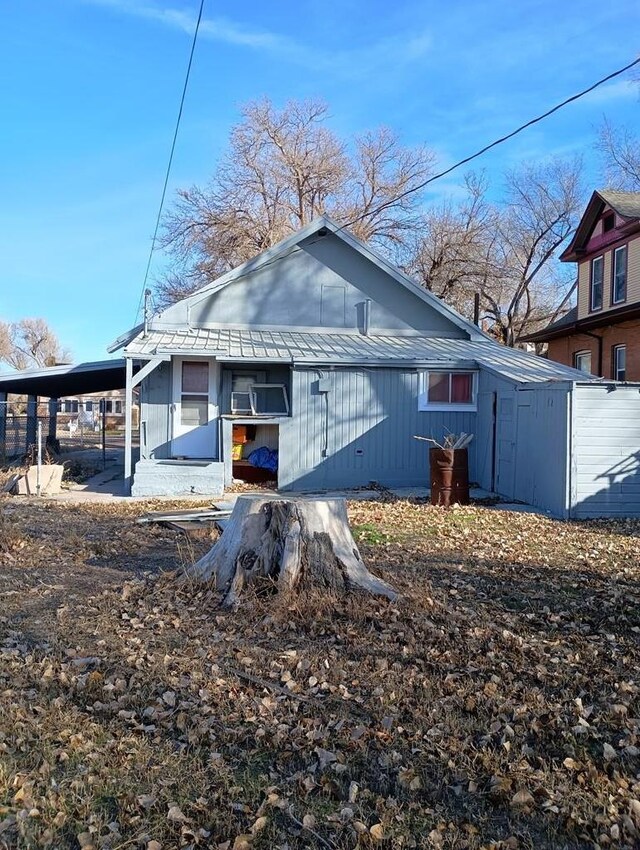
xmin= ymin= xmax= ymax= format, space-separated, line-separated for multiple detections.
xmin=185 ymin=496 xmax=398 ymax=607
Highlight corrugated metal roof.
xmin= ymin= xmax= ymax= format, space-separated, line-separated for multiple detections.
xmin=124 ymin=327 xmax=594 ymax=384
xmin=0 ymin=359 xmax=126 ymax=396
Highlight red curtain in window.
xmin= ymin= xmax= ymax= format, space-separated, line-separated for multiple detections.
xmin=451 ymin=373 xmax=472 ymax=403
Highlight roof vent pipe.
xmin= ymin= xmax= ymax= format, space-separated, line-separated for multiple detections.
xmin=363 ymin=299 xmax=371 ymax=336
xmin=143 ymin=289 xmax=152 ymax=338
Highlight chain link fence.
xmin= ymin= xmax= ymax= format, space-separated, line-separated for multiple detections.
xmin=0 ymin=399 xmax=129 ymax=462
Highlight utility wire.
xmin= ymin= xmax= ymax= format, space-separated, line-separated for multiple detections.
xmin=142 ymin=55 xmax=640 ymax=313
xmin=134 ymin=0 xmax=206 ymax=322
xmin=342 ymin=55 xmax=640 ymax=229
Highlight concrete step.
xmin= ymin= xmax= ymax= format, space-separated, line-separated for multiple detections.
xmin=132 ymin=459 xmax=224 ymax=497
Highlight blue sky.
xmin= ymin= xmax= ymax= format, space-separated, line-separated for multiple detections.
xmin=1 ymin=0 xmax=639 ymax=363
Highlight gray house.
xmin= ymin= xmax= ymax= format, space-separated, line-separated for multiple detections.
xmin=110 ymin=216 xmax=640 ymax=518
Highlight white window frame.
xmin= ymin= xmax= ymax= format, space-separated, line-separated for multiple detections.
xmin=590 ymin=255 xmax=604 ymax=312
xmin=574 ymin=350 xmax=592 ymax=374
xmin=418 ymin=371 xmax=478 ymax=412
xmin=249 ymin=383 xmax=290 ymax=416
xmin=612 ymin=344 xmax=626 ymax=382
xmin=612 ymin=245 xmax=627 ymax=305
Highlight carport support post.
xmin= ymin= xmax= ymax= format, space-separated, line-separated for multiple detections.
xmin=0 ymin=392 xmax=6 ymax=461
xmin=26 ymin=395 xmax=38 ymax=454
xmin=48 ymin=398 xmax=58 ymax=448
xmin=124 ymin=358 xmax=133 ymax=494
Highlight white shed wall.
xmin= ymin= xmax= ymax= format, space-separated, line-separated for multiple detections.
xmin=570 ymin=384 xmax=640 ymax=518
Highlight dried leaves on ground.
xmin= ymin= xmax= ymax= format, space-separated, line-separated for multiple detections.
xmin=1 ymin=496 xmax=639 ymax=849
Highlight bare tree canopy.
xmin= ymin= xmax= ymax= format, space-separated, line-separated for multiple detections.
xmin=0 ymin=318 xmax=71 ymax=370
xmin=157 ymin=96 xmax=584 ymax=345
xmin=597 ymin=118 xmax=640 ymax=190
xmin=158 ymin=98 xmax=435 ymax=304
xmin=405 ymin=158 xmax=584 ymax=344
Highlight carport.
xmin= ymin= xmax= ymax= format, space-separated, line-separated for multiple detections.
xmin=0 ymin=359 xmax=128 ymax=457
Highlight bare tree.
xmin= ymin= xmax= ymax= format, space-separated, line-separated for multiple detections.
xmin=0 ymin=319 xmax=71 ymax=370
xmin=158 ymin=98 xmax=434 ymax=304
xmin=597 ymin=118 xmax=640 ymax=190
xmin=487 ymin=158 xmax=583 ymax=346
xmin=406 ymin=159 xmax=583 ymax=345
xmin=404 ymin=172 xmax=498 ymax=317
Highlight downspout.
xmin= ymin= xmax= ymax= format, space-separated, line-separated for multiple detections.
xmin=581 ymin=330 xmax=603 ymax=377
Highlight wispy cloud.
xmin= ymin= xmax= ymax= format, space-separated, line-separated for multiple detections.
xmin=78 ymin=0 xmax=432 ymax=78
xmin=579 ymin=78 xmax=639 ymax=106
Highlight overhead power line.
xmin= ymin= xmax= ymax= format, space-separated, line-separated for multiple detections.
xmin=343 ymin=55 xmax=640 ymax=229
xmin=139 ymin=53 xmax=640 ymax=309
xmin=134 ymin=0 xmax=206 ymax=322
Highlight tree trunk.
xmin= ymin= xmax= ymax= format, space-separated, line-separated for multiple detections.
xmin=185 ymin=496 xmax=398 ymax=607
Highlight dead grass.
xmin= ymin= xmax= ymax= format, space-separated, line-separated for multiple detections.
xmin=1 ymin=496 xmax=640 ymax=849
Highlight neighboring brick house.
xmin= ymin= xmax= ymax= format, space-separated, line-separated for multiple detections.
xmin=523 ymin=190 xmax=640 ymax=380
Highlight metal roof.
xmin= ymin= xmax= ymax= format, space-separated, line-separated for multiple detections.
xmin=124 ymin=327 xmax=593 ymax=384
xmin=0 ymin=359 xmax=126 ymax=397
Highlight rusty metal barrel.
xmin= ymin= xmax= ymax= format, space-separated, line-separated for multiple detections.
xmin=429 ymin=448 xmax=470 ymax=507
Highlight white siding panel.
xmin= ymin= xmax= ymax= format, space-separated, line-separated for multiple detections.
xmin=571 ymin=385 xmax=640 ymax=517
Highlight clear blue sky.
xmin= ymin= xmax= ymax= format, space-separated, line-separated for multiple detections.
xmin=1 ymin=0 xmax=638 ymax=363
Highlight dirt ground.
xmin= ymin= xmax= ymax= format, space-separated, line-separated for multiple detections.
xmin=1 ymin=495 xmax=639 ymax=849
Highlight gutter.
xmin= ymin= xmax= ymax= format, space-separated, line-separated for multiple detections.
xmin=523 ymin=302 xmax=640 ymax=344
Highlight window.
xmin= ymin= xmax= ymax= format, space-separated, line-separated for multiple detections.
xmin=418 ymin=371 xmax=476 ymax=410
xmin=231 ymin=373 xmax=259 ymax=414
xmin=612 ymin=345 xmax=626 ymax=381
xmin=603 ymin=212 xmax=615 ymax=233
xmin=590 ymin=256 xmax=603 ymax=311
xmin=574 ymin=350 xmax=592 ymax=374
xmin=104 ymin=400 xmax=113 ymax=413
xmin=85 ymin=401 xmax=93 ymax=412
xmin=249 ymin=384 xmax=289 ymax=415
xmin=612 ymin=245 xmax=627 ymax=304
xmin=114 ymin=400 xmax=122 ymax=414
xmin=181 ymin=361 xmax=209 ymax=427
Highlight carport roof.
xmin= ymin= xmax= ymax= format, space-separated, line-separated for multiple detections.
xmin=0 ymin=359 xmax=126 ymax=397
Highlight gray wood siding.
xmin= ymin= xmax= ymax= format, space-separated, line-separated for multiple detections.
xmin=278 ymin=367 xmax=477 ymax=490
xmin=140 ymin=361 xmax=171 ymax=459
xmin=571 ymin=385 xmax=640 ymax=517
xmin=513 ymin=384 xmax=570 ymax=517
xmin=475 ymin=371 xmax=518 ymax=494
xmin=165 ymin=232 xmax=466 ymax=337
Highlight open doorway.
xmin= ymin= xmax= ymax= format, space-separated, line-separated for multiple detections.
xmin=231 ymin=422 xmax=279 ymax=485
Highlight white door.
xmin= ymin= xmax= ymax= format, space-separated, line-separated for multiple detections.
xmin=171 ymin=358 xmax=218 ymax=458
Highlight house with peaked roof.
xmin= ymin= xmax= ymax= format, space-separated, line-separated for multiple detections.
xmin=524 ymin=190 xmax=640 ymax=380
xmin=109 ymin=215 xmax=640 ymax=518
